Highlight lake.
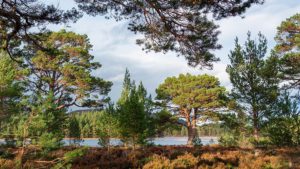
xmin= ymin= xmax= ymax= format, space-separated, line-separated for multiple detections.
xmin=64 ymin=137 xmax=218 ymax=147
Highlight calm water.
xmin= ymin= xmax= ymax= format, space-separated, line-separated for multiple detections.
xmin=63 ymin=137 xmax=218 ymax=147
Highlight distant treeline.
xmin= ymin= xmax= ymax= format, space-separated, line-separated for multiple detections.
xmin=69 ymin=111 xmax=227 ymax=138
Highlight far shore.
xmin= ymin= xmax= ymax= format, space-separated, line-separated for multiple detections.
xmin=63 ymin=136 xmax=219 ymax=140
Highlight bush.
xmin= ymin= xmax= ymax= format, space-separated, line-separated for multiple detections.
xmin=52 ymin=147 xmax=88 ymax=169
xmin=142 ymin=154 xmax=171 ymax=169
xmin=218 ymin=133 xmax=238 ymax=147
xmin=171 ymin=153 xmax=198 ymax=169
xmin=249 ymin=137 xmax=272 ymax=148
xmin=37 ymin=133 xmax=63 ymax=153
xmin=98 ymin=132 xmax=110 ymax=148
xmin=266 ymin=117 xmax=300 ymax=146
xmin=192 ymin=137 xmax=203 ymax=147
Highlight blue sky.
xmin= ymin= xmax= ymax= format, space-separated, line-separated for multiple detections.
xmin=47 ymin=0 xmax=300 ymax=108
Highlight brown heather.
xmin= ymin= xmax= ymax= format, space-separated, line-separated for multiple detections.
xmin=0 ymin=146 xmax=299 ymax=169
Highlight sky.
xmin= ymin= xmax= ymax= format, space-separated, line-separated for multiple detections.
xmin=47 ymin=0 xmax=300 ymax=110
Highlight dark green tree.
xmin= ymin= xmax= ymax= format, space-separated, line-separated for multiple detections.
xmin=156 ymin=73 xmax=227 ymax=145
xmin=0 ymin=0 xmax=81 ymax=60
xmin=0 ymin=51 xmax=25 ymax=122
xmin=28 ymin=92 xmax=67 ymax=151
xmin=0 ymin=51 xmax=28 ymax=144
xmin=226 ymin=32 xmax=279 ymax=139
xmin=266 ymin=91 xmax=300 ymax=146
xmin=68 ymin=115 xmax=82 ymax=146
xmin=116 ymin=69 xmax=155 ymax=147
xmin=96 ymin=108 xmax=119 ymax=149
xmin=152 ymin=109 xmax=179 ymax=137
xmin=75 ymin=0 xmax=264 ymax=68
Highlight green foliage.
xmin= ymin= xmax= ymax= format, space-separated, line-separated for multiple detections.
xmin=9 ymin=30 xmax=112 ymax=151
xmin=157 ymin=74 xmax=226 ymax=109
xmin=70 ymin=111 xmax=101 ymax=138
xmin=68 ymin=115 xmax=82 ymax=146
xmin=30 ymin=93 xmax=66 ymax=134
xmin=25 ymin=29 xmax=112 ymax=109
xmin=96 ymin=109 xmax=119 ymax=148
xmin=219 ymin=112 xmax=247 ymax=136
xmin=28 ymin=93 xmax=66 ymax=150
xmin=152 ymin=109 xmax=179 ymax=137
xmin=77 ymin=0 xmax=263 ymax=68
xmin=156 ymin=73 xmax=227 ymax=145
xmin=249 ymin=137 xmax=271 ymax=148
xmin=38 ymin=133 xmax=63 ymax=153
xmin=52 ymin=147 xmax=88 ymax=169
xmin=0 ymin=1 xmax=80 ymax=59
xmin=192 ymin=137 xmax=203 ymax=147
xmin=274 ymin=13 xmax=300 ymax=89
xmin=219 ymin=133 xmax=238 ymax=147
xmin=0 ymin=51 xmax=28 ymax=147
xmin=265 ymin=92 xmax=300 ymax=146
xmin=226 ymin=32 xmax=279 ymax=139
xmin=0 ymin=51 xmax=26 ymax=123
xmin=116 ymin=69 xmax=155 ymax=147
xmin=2 ymin=114 xmax=28 ymax=147
xmin=63 ymin=147 xmax=88 ymax=163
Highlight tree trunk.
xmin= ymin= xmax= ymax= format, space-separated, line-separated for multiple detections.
xmin=187 ymin=112 xmax=198 ymax=146
xmin=187 ymin=125 xmax=197 ymax=146
xmin=253 ymin=111 xmax=259 ymax=140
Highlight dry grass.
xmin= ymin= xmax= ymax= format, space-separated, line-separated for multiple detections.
xmin=0 ymin=146 xmax=299 ymax=169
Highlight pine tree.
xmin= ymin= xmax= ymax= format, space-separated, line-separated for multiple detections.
xmin=274 ymin=13 xmax=300 ymax=89
xmin=226 ymin=32 xmax=279 ymax=139
xmin=0 ymin=0 xmax=80 ymax=60
xmin=68 ymin=115 xmax=82 ymax=146
xmin=28 ymin=92 xmax=66 ymax=151
xmin=96 ymin=109 xmax=119 ymax=149
xmin=156 ymin=74 xmax=227 ymax=145
xmin=21 ymin=30 xmax=112 ymax=149
xmin=116 ymin=69 xmax=155 ymax=147
xmin=118 ymin=68 xmax=131 ymax=105
xmin=76 ymin=0 xmax=264 ymax=68
xmin=0 ymin=51 xmax=27 ymax=142
xmin=25 ymin=29 xmax=112 ymax=110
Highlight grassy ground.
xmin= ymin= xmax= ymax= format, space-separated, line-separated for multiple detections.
xmin=0 ymin=145 xmax=299 ymax=169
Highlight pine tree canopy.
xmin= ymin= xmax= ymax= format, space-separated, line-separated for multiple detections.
xmin=226 ymin=32 xmax=279 ymax=138
xmin=74 ymin=0 xmax=264 ymax=68
xmin=0 ymin=0 xmax=81 ymax=59
xmin=156 ymin=73 xmax=226 ymax=111
xmin=274 ymin=13 xmax=300 ymax=88
xmin=24 ymin=30 xmax=112 ymax=109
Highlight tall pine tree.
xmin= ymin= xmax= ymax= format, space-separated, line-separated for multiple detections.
xmin=226 ymin=32 xmax=279 ymax=139
xmin=116 ymin=69 xmax=154 ymax=147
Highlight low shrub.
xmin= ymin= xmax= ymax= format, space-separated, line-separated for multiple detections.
xmin=37 ymin=133 xmax=63 ymax=153
xmin=0 ymin=158 xmax=15 ymax=169
xmin=218 ymin=133 xmax=238 ymax=147
xmin=52 ymin=147 xmax=88 ymax=169
xmin=142 ymin=154 xmax=171 ymax=169
xmin=171 ymin=153 xmax=198 ymax=169
xmin=192 ymin=137 xmax=203 ymax=147
xmin=249 ymin=137 xmax=272 ymax=148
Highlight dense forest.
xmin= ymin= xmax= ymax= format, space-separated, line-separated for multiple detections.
xmin=0 ymin=0 xmax=300 ymax=168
